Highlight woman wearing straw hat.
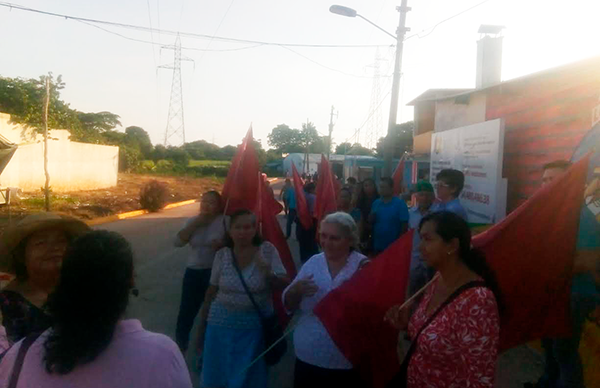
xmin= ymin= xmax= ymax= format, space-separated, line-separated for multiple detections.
xmin=0 ymin=212 xmax=89 ymax=345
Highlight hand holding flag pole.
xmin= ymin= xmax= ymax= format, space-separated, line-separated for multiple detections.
xmin=384 ymin=273 xmax=440 ymax=329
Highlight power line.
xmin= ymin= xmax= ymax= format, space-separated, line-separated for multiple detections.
xmin=145 ymin=0 xmax=157 ymax=67
xmin=0 ymin=2 xmax=390 ymax=49
xmin=198 ymin=0 xmax=237 ymax=63
xmin=404 ymin=0 xmax=494 ymax=41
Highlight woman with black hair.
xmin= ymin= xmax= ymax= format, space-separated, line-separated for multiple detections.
xmin=0 ymin=230 xmax=192 ymax=387
xmin=385 ymin=211 xmax=501 ymax=388
xmin=198 ymin=209 xmax=287 ymax=388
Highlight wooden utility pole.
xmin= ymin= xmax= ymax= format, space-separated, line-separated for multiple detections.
xmin=43 ymin=77 xmax=51 ymax=211
xmin=327 ymin=105 xmax=337 ymax=161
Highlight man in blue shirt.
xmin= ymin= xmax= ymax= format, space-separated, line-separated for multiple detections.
xmin=369 ymin=177 xmax=409 ymax=255
xmin=431 ymin=169 xmax=468 ymax=221
xmin=285 ymin=185 xmax=297 ymax=239
xmin=407 ymin=180 xmax=436 ymax=297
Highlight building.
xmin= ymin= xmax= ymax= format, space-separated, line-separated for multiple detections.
xmin=408 ymin=25 xmax=600 ymax=212
xmin=0 ymin=112 xmax=119 ymax=192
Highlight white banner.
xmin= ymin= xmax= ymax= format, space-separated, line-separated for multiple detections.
xmin=430 ymin=119 xmax=507 ymax=224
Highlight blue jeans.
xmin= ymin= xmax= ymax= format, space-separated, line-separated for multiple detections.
xmin=539 ymin=294 xmax=599 ymax=388
xmin=286 ymin=209 xmax=297 ymax=238
xmin=175 ymin=267 xmax=212 ymax=352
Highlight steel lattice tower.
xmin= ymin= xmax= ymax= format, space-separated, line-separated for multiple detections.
xmin=160 ymin=35 xmax=192 ymax=146
xmin=365 ymin=48 xmax=384 ymax=150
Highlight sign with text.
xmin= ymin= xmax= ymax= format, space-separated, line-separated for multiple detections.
xmin=430 ymin=119 xmax=507 ymax=224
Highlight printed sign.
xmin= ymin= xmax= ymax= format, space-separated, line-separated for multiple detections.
xmin=430 ymin=119 xmax=507 ymax=224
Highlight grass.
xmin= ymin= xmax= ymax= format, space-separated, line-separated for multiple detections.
xmin=189 ymin=160 xmax=231 ymax=167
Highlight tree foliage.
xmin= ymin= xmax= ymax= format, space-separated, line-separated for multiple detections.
xmin=267 ymin=122 xmax=329 ymax=154
xmin=376 ymin=121 xmax=414 ymax=158
xmin=335 ymin=142 xmax=374 ymax=156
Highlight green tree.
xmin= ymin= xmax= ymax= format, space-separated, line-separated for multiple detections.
xmin=0 ymin=74 xmax=80 ymax=134
xmin=376 ymin=121 xmax=414 ymax=158
xmin=300 ymin=121 xmax=329 ymax=154
xmin=74 ymin=111 xmax=121 ymax=142
xmin=125 ymin=126 xmax=153 ymax=159
xmin=219 ymin=145 xmax=237 ymax=160
xmin=336 ymin=142 xmax=373 ymax=155
xmin=152 ymin=144 xmax=168 ymax=161
xmin=165 ymin=147 xmax=191 ymax=167
xmin=267 ymin=124 xmax=304 ymax=153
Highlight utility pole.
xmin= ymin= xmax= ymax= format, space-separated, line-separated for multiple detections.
xmin=304 ymin=118 xmax=310 ymax=175
xmin=327 ymin=105 xmax=337 ymax=160
xmin=383 ymin=0 xmax=410 ymax=178
xmin=43 ymin=76 xmax=51 ymax=212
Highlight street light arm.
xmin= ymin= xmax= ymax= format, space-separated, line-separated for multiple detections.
xmin=356 ymin=14 xmax=396 ymax=40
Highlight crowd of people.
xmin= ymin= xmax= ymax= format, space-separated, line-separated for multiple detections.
xmin=0 ymin=163 xmax=597 ymax=388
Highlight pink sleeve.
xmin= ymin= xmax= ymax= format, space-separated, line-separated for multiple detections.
xmin=148 ymin=338 xmax=193 ymax=388
xmin=452 ymin=288 xmax=500 ymax=388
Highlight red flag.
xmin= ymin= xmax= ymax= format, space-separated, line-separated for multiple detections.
xmin=392 ymin=157 xmax=405 ymax=196
xmin=314 ymin=155 xmax=590 ymax=387
xmin=315 ymin=154 xmax=338 ymax=224
xmin=314 ymin=231 xmax=413 ymax=387
xmin=292 ymin=163 xmax=312 ymax=230
xmin=221 ymin=127 xmax=260 ymax=215
xmin=254 ymin=173 xmax=298 ymax=327
xmin=474 ymin=154 xmax=590 ymax=351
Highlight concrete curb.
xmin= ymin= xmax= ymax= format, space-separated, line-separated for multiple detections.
xmin=87 ymin=199 xmax=198 ymax=226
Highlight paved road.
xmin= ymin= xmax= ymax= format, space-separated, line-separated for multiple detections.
xmin=98 ymin=182 xmax=543 ymax=388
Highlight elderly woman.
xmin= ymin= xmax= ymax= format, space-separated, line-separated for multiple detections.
xmin=386 ymin=211 xmax=501 ymax=388
xmin=0 ymin=230 xmax=192 ymax=388
xmin=0 ymin=212 xmax=89 ymax=345
xmin=174 ymin=190 xmax=226 ymax=353
xmin=198 ymin=209 xmax=287 ymax=388
xmin=283 ymin=212 xmax=368 ymax=388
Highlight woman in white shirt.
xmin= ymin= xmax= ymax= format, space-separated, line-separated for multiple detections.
xmin=174 ymin=190 xmax=226 ymax=353
xmin=198 ymin=209 xmax=288 ymax=388
xmin=283 ymin=212 xmax=368 ymax=388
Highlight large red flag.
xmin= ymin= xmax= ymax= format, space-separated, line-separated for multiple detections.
xmin=314 ymin=231 xmax=413 ymax=387
xmin=221 ymin=127 xmax=260 ymax=215
xmin=474 ymin=154 xmax=590 ymax=351
xmin=254 ymin=173 xmax=297 ymax=327
xmin=392 ymin=156 xmax=405 ymax=196
xmin=314 ymin=155 xmax=590 ymax=387
xmin=315 ymin=154 xmax=338 ymax=224
xmin=292 ymin=163 xmax=312 ymax=230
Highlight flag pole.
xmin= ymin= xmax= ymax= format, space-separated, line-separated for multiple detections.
xmin=384 ymin=272 xmax=440 ymax=325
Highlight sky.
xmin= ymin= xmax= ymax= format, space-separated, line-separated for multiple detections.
xmin=1 ymin=0 xmax=599 ymax=150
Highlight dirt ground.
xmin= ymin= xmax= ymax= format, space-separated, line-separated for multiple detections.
xmin=0 ymin=173 xmax=224 ymax=225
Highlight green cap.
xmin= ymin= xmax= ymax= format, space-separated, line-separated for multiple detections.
xmin=412 ymin=180 xmax=434 ymax=193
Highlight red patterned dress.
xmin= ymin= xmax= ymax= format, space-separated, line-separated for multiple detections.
xmin=406 ymin=277 xmax=500 ymax=388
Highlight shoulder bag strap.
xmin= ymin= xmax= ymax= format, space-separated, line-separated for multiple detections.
xmin=401 ymin=281 xmax=487 ymax=367
xmin=231 ymin=250 xmax=266 ymax=321
xmin=8 ymin=332 xmax=41 ymax=388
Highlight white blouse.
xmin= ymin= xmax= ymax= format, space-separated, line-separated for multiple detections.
xmin=282 ymin=251 xmax=366 ymax=370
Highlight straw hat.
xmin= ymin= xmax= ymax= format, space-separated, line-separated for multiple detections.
xmin=0 ymin=212 xmax=90 ymax=274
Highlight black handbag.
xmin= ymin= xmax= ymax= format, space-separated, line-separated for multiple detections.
xmin=232 ymin=252 xmax=287 ymax=366
xmin=385 ymin=281 xmax=487 ymax=388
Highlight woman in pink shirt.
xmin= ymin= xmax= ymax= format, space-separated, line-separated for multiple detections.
xmin=0 ymin=230 xmax=192 ymax=388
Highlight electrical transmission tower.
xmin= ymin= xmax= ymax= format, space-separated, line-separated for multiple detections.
xmin=159 ymin=35 xmax=194 ymax=146
xmin=365 ymin=48 xmax=384 ymax=150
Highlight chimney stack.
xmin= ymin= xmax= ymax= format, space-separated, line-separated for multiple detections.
xmin=476 ymin=24 xmax=504 ymax=89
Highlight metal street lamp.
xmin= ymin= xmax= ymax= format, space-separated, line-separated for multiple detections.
xmin=329 ymin=3 xmax=410 ymax=177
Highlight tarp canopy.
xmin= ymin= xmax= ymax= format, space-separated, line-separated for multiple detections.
xmin=0 ymin=134 xmax=17 ymax=177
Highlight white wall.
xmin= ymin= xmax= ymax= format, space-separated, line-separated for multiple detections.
xmin=0 ymin=113 xmax=119 ymax=192
xmin=434 ymin=93 xmax=487 ymax=133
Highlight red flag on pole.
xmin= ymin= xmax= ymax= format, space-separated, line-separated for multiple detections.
xmin=392 ymin=156 xmax=405 ymax=196
xmin=474 ymin=153 xmax=590 ymax=351
xmin=315 ymin=154 xmax=338 ymax=224
xmin=314 ymin=231 xmax=414 ymax=387
xmin=292 ymin=163 xmax=312 ymax=230
xmin=314 ymin=155 xmax=590 ymax=387
xmin=221 ymin=127 xmax=260 ymax=215
xmin=254 ymin=173 xmax=297 ymax=327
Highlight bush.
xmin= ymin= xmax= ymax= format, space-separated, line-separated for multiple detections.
xmin=139 ymin=180 xmax=169 ymax=212
xmin=119 ymin=145 xmax=142 ymax=172
xmin=140 ymin=160 xmax=156 ymax=171
xmin=156 ymin=159 xmax=174 ymax=172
